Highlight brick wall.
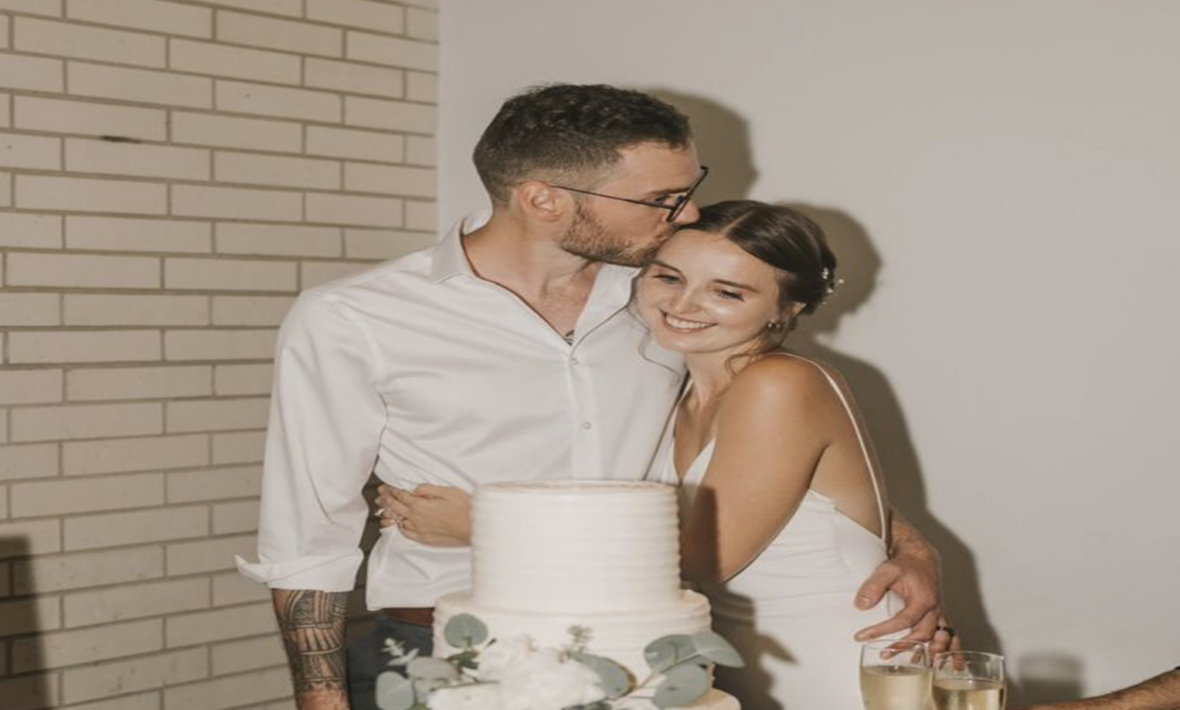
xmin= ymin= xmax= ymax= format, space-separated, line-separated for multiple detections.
xmin=0 ymin=1 xmax=439 ymax=708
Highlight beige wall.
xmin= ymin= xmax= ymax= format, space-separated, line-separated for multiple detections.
xmin=439 ymin=1 xmax=1180 ymax=703
xmin=0 ymin=1 xmax=437 ymax=708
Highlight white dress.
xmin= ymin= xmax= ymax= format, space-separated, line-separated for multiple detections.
xmin=648 ymin=354 xmax=901 ymax=710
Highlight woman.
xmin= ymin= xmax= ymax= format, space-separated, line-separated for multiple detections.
xmin=380 ymin=201 xmax=929 ymax=709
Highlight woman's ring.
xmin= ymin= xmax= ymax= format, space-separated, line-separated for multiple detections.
xmin=937 ymin=623 xmax=956 ymax=637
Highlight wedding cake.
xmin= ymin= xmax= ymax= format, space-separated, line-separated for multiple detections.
xmin=433 ymin=480 xmax=740 ymax=710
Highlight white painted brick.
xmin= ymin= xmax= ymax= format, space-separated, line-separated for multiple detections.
xmin=16 ymin=175 xmax=167 ymax=214
xmin=0 ymin=15 xmax=6 ymax=49
xmin=0 ymin=409 xmax=8 ymax=445
xmin=0 ymin=131 xmax=61 ymax=170
xmin=16 ymin=17 xmax=166 ymax=68
xmin=0 ymin=293 xmax=61 ymax=326
xmin=62 ymin=647 xmax=207 ymax=704
xmin=64 ymin=294 xmax=209 ymax=327
xmin=0 ymin=211 xmax=63 ymax=249
xmin=200 ymin=0 xmax=300 ymax=16
xmin=305 ymin=58 xmax=403 ymax=98
xmin=0 ymin=443 xmax=59 ymax=481
xmin=211 ymin=570 xmax=268 ymax=606
xmin=0 ymin=519 xmax=62 ymax=557
xmin=406 ymin=135 xmax=436 ymax=166
xmin=217 ymin=223 xmax=341 ymax=258
xmin=63 ymin=578 xmax=208 ymax=628
xmin=215 ymin=152 xmax=339 ymax=190
xmin=0 ymin=53 xmax=64 ymax=92
xmin=14 ymin=545 xmax=163 ymax=594
xmin=348 ymin=32 xmax=437 ymax=72
xmin=10 ymin=472 xmax=163 ymax=517
xmin=212 ymin=430 xmax=265 ymax=465
xmin=67 ymin=0 xmax=213 ymax=38
xmin=213 ymin=363 xmax=273 ymax=395
xmin=63 ymin=433 xmax=209 ymax=476
xmin=216 ymin=80 xmax=341 ymax=123
xmin=308 ymin=0 xmax=404 ymax=34
xmin=0 ymin=93 xmax=9 ymax=126
xmin=167 ymin=601 xmax=274 ymax=647
xmin=11 ymin=402 xmax=163 ymax=443
xmin=212 ymin=499 xmax=259 ymax=533
xmin=69 ymin=62 xmax=212 ymax=108
xmin=0 ymin=596 xmax=61 ymax=637
xmin=345 ymin=163 xmax=435 ymax=197
xmin=164 ymin=666 xmax=291 ymax=710
xmin=172 ymin=39 xmax=300 ymax=84
xmin=166 ymin=533 xmax=255 ymax=576
xmin=407 ymin=71 xmax=438 ymax=104
xmin=165 ymin=256 xmax=297 ymax=292
xmin=172 ymin=112 xmax=301 ymax=154
xmin=407 ymin=7 xmax=439 ymax=41
xmin=67 ymin=364 xmax=213 ymax=401
xmin=344 ymin=227 xmax=435 ymax=260
xmin=306 ymin=125 xmax=403 ymax=163
xmin=14 ymin=96 xmax=166 ymax=141
xmin=8 ymin=331 xmax=162 ymax=365
xmin=219 ymin=11 xmax=342 ymax=56
xmin=405 ymin=200 xmax=437 ymax=231
xmin=166 ymin=397 xmax=269 ymax=433
xmin=0 ymin=369 xmax=63 ymax=405
xmin=301 ymin=260 xmax=375 ymax=289
xmin=66 ymin=215 xmax=212 ymax=253
xmin=65 ymin=505 xmax=208 ymax=551
xmin=167 ymin=464 xmax=260 ymax=503
xmin=0 ymin=0 xmax=62 ymax=15
xmin=0 ymin=674 xmax=61 ymax=710
xmin=6 ymin=252 xmax=160 ymax=288
xmin=211 ymin=296 xmax=293 ymax=327
xmin=164 ymin=329 xmax=277 ymax=361
xmin=346 ymin=95 xmax=436 ymax=133
xmin=12 ymin=618 xmax=162 ymax=672
xmin=306 ymin=192 xmax=402 ymax=228
xmin=66 ymin=138 xmax=210 ymax=180
xmin=0 ymin=485 xmax=8 ymax=519
xmin=212 ymin=634 xmax=285 ymax=676
xmin=0 ymin=172 xmax=10 ymax=208
xmin=65 ymin=692 xmax=161 ymax=710
xmin=171 ymin=184 xmax=303 ymax=222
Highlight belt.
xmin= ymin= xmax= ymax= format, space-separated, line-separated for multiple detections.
xmin=383 ymin=607 xmax=435 ymax=627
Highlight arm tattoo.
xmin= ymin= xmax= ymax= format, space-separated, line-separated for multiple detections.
xmin=273 ymin=589 xmax=350 ymax=695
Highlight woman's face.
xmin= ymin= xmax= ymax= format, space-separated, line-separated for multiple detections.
xmin=637 ymin=229 xmax=786 ymax=359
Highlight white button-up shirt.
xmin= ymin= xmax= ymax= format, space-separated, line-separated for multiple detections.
xmin=238 ymin=212 xmax=684 ymax=609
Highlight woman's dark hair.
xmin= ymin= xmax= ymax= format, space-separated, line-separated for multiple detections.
xmin=690 ymin=200 xmax=837 ymax=317
xmin=473 ymin=83 xmax=692 ymax=205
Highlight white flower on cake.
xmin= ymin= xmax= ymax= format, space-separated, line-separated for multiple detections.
xmin=472 ymin=635 xmax=534 ymax=682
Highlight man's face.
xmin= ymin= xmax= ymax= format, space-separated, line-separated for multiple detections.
xmin=559 ymin=142 xmax=703 ymax=267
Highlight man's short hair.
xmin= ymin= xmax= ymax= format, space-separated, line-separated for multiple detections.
xmin=473 ymin=83 xmax=693 ymax=205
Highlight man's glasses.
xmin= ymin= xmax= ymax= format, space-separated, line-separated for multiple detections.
xmin=549 ymin=166 xmax=709 ymax=223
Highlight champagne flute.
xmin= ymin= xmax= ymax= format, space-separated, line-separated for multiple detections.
xmin=932 ymin=651 xmax=1006 ymax=710
xmin=860 ymin=639 xmax=932 ymax=710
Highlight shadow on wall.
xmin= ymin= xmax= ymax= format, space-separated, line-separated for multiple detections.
xmin=0 ymin=536 xmax=55 ymax=707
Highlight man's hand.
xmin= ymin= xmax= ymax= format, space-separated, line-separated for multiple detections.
xmin=272 ymin=589 xmax=351 ymax=710
xmin=376 ymin=484 xmax=473 ymax=547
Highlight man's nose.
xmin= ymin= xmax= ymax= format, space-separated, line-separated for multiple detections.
xmin=672 ymin=199 xmax=701 ymax=225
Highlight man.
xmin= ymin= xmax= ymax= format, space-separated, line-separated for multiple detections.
xmin=1022 ymin=670 xmax=1180 ymax=710
xmin=239 ymin=84 xmax=949 ymax=710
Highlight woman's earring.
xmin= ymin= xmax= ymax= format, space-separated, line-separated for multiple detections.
xmin=766 ymin=321 xmax=785 ymax=332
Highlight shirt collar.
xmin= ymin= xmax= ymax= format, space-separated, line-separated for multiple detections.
xmin=428 ymin=210 xmax=492 ymax=283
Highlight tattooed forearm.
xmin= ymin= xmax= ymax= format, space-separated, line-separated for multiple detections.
xmin=272 ymin=589 xmax=350 ymax=700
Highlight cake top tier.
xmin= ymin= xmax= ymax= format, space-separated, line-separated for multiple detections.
xmin=471 ymin=480 xmax=684 ymax=613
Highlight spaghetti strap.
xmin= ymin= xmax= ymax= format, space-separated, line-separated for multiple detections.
xmin=764 ymin=352 xmax=889 ymax=542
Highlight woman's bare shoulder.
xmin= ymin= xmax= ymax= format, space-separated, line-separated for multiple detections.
xmin=729 ymin=352 xmax=842 ymax=405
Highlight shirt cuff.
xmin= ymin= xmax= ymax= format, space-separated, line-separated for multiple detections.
xmin=235 ymin=550 xmax=364 ymax=592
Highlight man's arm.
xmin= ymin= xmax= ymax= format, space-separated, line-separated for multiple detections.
xmin=274 ymin=590 xmax=351 ymax=710
xmin=1022 ymin=670 xmax=1180 ymax=710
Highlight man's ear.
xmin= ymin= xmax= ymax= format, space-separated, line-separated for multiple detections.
xmin=515 ymin=181 xmax=569 ymax=223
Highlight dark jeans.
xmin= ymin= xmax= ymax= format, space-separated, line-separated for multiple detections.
xmin=348 ymin=616 xmax=435 ymax=710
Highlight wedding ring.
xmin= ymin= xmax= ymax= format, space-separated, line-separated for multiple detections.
xmin=375 ymin=508 xmax=385 ymax=518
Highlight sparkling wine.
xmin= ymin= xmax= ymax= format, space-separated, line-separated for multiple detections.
xmin=860 ymin=664 xmax=933 ymax=710
xmin=933 ymin=677 xmax=1006 ymax=710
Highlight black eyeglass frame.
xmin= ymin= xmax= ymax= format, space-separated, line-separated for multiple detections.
xmin=549 ymin=165 xmax=709 ymax=223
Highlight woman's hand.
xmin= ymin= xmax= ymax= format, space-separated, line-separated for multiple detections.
xmin=376 ymin=484 xmax=473 ymax=547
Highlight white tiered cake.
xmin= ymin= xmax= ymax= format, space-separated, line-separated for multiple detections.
xmin=433 ymin=480 xmax=739 ymax=710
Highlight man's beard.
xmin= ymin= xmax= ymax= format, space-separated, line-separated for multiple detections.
xmin=559 ymin=202 xmax=669 ymax=267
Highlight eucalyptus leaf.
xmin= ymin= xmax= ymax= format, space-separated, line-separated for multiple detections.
xmin=571 ymin=651 xmax=633 ymax=698
xmin=407 ymin=656 xmax=461 ymax=681
xmin=375 ymin=671 xmax=416 ymax=710
xmin=691 ymin=630 xmax=745 ymax=668
xmin=443 ymin=613 xmax=489 ymax=648
xmin=446 ymin=648 xmax=480 ymax=670
xmin=652 ymin=663 xmax=710 ymax=708
xmin=644 ymin=634 xmax=697 ymax=674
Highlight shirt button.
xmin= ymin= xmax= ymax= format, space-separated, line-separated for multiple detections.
xmin=581 ymin=422 xmax=592 ymax=430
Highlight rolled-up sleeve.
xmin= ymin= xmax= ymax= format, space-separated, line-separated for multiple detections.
xmin=236 ymin=290 xmax=386 ymax=591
